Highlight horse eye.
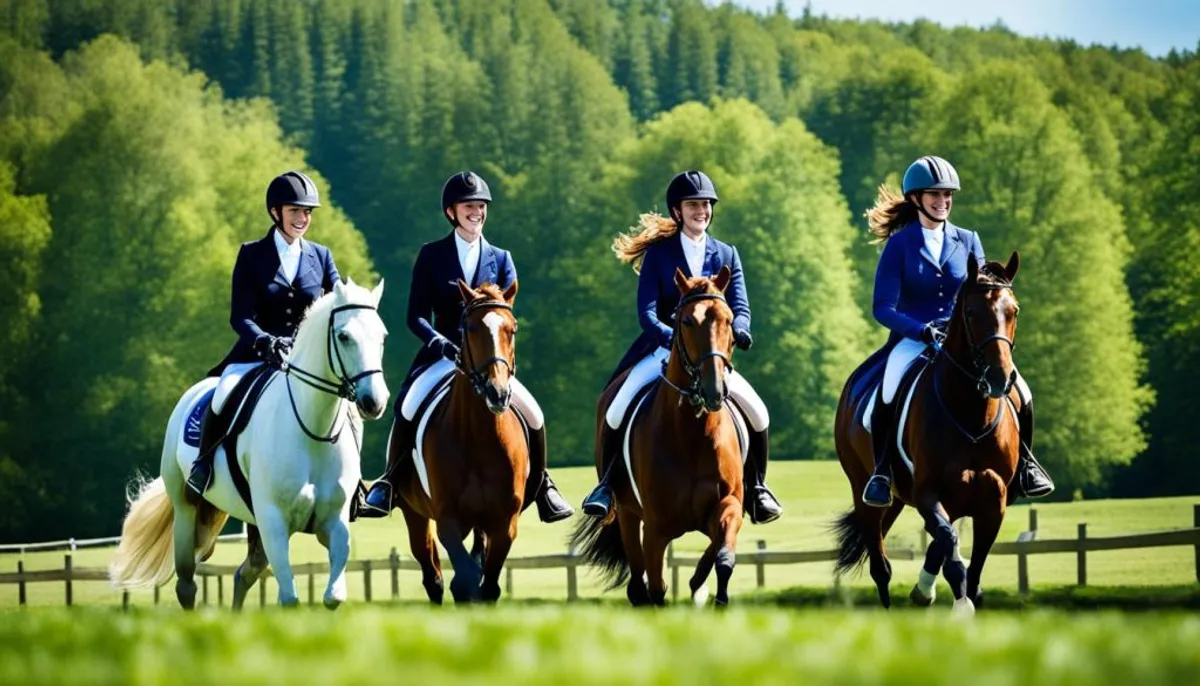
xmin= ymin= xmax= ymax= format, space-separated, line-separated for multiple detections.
xmin=337 ymin=331 xmax=350 ymax=343
xmin=683 ymin=316 xmax=695 ymax=327
xmin=964 ymin=309 xmax=975 ymax=320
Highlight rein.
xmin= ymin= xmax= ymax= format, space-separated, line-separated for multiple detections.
xmin=660 ymin=292 xmax=734 ymax=410
xmin=282 ymin=303 xmax=383 ymax=444
xmin=456 ymin=298 xmax=517 ymax=398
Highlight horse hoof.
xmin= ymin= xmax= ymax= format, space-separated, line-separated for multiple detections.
xmin=972 ymin=589 xmax=985 ymax=609
xmin=952 ymin=597 xmax=975 ymax=618
xmin=691 ymin=583 xmax=710 ymax=607
xmin=909 ymin=584 xmax=935 ymax=607
xmin=323 ymin=597 xmax=343 ymax=611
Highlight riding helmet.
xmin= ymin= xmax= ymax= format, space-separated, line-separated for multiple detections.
xmin=902 ymin=156 xmax=960 ymax=196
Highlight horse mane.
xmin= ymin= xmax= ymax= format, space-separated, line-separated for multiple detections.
xmin=291 ymin=281 xmax=375 ymax=370
xmin=976 ymin=261 xmax=1013 ymax=288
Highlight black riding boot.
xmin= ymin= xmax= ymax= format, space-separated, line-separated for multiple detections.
xmin=1014 ymin=400 xmax=1054 ymax=499
xmin=359 ymin=415 xmax=415 ymax=517
xmin=745 ymin=428 xmax=783 ymax=524
xmin=862 ymin=393 xmax=896 ymax=508
xmin=186 ymin=407 xmax=223 ymax=496
xmin=581 ymin=424 xmax=623 ymax=518
xmin=528 ymin=426 xmax=574 ymax=523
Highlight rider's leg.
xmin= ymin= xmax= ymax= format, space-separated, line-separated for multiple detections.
xmin=862 ymin=339 xmax=922 ymax=508
xmin=509 ymin=376 xmax=573 ymax=523
xmin=1012 ymin=371 xmax=1053 ymax=499
xmin=726 ymin=373 xmax=781 ymax=524
xmin=187 ymin=368 xmax=246 ymax=495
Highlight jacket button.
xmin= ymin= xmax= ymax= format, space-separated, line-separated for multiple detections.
xmin=939 ymin=307 xmax=945 ymax=312
xmin=288 ymin=292 xmax=294 ymax=298
xmin=286 ymin=308 xmax=292 ymax=314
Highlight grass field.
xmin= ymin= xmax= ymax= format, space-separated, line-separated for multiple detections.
xmin=2 ymin=605 xmax=1199 ymax=685
xmin=3 ymin=461 xmax=1198 ymax=608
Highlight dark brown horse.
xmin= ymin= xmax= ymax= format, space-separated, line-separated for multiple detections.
xmin=572 ymin=266 xmax=745 ymax=607
xmin=834 ymin=254 xmax=1023 ymax=614
xmin=390 ymin=281 xmax=528 ymax=604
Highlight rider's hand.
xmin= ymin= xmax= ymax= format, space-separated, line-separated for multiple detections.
xmin=733 ymin=328 xmax=753 ymax=351
xmin=254 ymin=334 xmax=279 ymax=361
xmin=273 ymin=336 xmax=294 ymax=360
xmin=921 ymin=323 xmax=946 ymax=347
xmin=434 ymin=337 xmax=460 ymax=361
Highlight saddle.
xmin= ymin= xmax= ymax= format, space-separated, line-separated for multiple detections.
xmin=195 ymin=364 xmax=277 ymax=514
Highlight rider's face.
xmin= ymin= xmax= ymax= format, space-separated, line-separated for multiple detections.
xmin=449 ymin=201 xmax=487 ymax=240
xmin=676 ymin=199 xmax=712 ymax=237
xmin=918 ymin=190 xmax=954 ymax=225
xmin=274 ymin=205 xmax=313 ymax=243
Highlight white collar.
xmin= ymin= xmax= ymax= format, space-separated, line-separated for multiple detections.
xmin=680 ymin=230 xmax=707 ymax=248
xmin=273 ymin=228 xmax=303 ymax=255
xmin=454 ymin=231 xmax=481 ymax=251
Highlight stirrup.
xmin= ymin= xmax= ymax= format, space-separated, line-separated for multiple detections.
xmin=862 ymin=474 xmax=893 ymax=508
xmin=581 ymin=484 xmax=613 ymax=518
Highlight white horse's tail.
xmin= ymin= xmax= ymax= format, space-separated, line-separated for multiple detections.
xmin=109 ymin=475 xmax=176 ymax=589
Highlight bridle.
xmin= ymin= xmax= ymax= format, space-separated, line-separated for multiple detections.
xmin=282 ymin=303 xmax=384 ymax=443
xmin=939 ymin=279 xmax=1017 ymax=398
xmin=660 ymin=292 xmax=734 ymax=409
xmin=457 ymin=298 xmax=517 ymax=398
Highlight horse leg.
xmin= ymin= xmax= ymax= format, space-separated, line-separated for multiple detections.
xmin=318 ymin=513 xmax=352 ymax=610
xmin=966 ymin=469 xmax=1007 ymax=609
xmin=641 ymin=525 xmax=671 ymax=607
xmin=480 ymin=518 xmax=517 ymax=603
xmin=470 ymin=528 xmax=486 ymax=571
xmin=397 ymin=499 xmax=443 ymax=605
xmin=256 ymin=503 xmax=300 ymax=607
xmin=172 ymin=500 xmax=199 ymax=610
xmin=436 ymin=518 xmax=482 ymax=603
xmin=712 ymin=495 xmax=743 ymax=607
xmin=855 ymin=502 xmax=896 ymax=609
xmin=688 ymin=544 xmax=717 ymax=607
xmin=231 ymin=525 xmax=268 ymax=611
xmin=618 ymin=507 xmax=650 ymax=606
xmin=916 ymin=497 xmax=971 ymax=615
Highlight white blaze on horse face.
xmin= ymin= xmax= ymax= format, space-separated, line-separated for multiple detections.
xmin=482 ymin=311 xmax=509 ymax=376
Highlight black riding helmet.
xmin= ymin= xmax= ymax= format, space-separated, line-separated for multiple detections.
xmin=441 ymin=171 xmax=492 ymax=227
xmin=265 ymin=170 xmax=321 ymax=225
xmin=666 ymin=170 xmax=719 ymax=223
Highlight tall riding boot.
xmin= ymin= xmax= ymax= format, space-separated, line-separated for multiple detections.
xmin=527 ymin=426 xmax=574 ymax=523
xmin=744 ymin=428 xmax=783 ymax=524
xmin=358 ymin=415 xmax=415 ymax=517
xmin=187 ymin=407 xmax=223 ymax=495
xmin=581 ymin=424 xmax=623 ymax=517
xmin=862 ymin=393 xmax=896 ymax=508
xmin=1014 ymin=400 xmax=1054 ymax=498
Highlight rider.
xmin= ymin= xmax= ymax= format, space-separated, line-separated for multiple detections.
xmin=188 ymin=170 xmax=341 ymax=495
xmin=860 ymin=155 xmax=1055 ymax=507
xmin=359 ymin=171 xmax=574 ymax=523
xmin=580 ymin=170 xmax=783 ymax=524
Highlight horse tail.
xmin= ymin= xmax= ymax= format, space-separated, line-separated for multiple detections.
xmin=569 ymin=512 xmax=630 ymax=590
xmin=109 ymin=474 xmax=176 ymax=589
xmin=832 ymin=508 xmax=869 ymax=576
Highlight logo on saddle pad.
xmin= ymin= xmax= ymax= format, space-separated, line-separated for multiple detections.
xmin=183 ymin=388 xmax=216 ymax=448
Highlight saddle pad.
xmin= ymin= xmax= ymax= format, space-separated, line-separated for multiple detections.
xmin=183 ymin=387 xmax=216 ymax=447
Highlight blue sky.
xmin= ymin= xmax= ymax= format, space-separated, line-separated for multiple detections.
xmin=731 ymin=0 xmax=1199 ymax=57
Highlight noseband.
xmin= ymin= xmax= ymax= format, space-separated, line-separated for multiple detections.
xmin=457 ymin=298 xmax=517 ymax=399
xmin=284 ymin=302 xmax=385 ymax=443
xmin=660 ymin=292 xmax=734 ymax=409
xmin=941 ymin=281 xmax=1016 ymax=397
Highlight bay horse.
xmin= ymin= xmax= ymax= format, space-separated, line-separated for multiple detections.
xmin=391 ymin=280 xmax=528 ymax=604
xmin=833 ymin=254 xmax=1022 ymax=614
xmin=572 ymin=266 xmax=744 ymax=607
xmin=109 ymin=279 xmax=390 ymax=609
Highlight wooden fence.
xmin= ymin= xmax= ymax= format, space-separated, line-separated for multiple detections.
xmin=3 ymin=505 xmax=1198 ymax=607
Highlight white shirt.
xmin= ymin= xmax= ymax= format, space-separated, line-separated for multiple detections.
xmin=680 ymin=231 xmax=707 ymax=277
xmin=921 ymin=225 xmax=944 ymax=263
xmin=454 ymin=231 xmax=481 ymax=286
xmin=273 ymin=229 xmax=304 ymax=283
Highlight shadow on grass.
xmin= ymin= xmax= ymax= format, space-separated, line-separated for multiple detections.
xmin=743 ymin=584 xmax=1200 ymax=611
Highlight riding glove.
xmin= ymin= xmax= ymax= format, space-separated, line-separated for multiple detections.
xmin=734 ymin=329 xmax=754 ymax=351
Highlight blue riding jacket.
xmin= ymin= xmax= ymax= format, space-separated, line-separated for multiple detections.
xmin=610 ymin=231 xmax=751 ymax=382
xmin=873 ymin=219 xmax=986 ymax=344
xmin=209 ymin=227 xmax=341 ymax=376
xmin=402 ymin=232 xmax=517 ymax=384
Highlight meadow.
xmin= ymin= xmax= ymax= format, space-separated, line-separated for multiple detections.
xmin=3 ymin=462 xmax=1197 ymax=608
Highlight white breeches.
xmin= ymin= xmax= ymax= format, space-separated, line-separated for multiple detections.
xmin=605 ymin=348 xmax=769 ymax=432
xmin=213 ymin=361 xmax=262 ymax=415
xmin=399 ymin=357 xmax=543 ymax=430
xmin=877 ymin=337 xmax=1033 ymax=406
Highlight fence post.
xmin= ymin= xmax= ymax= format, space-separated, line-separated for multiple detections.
xmin=363 ymin=560 xmax=373 ymax=602
xmin=668 ymin=543 xmax=678 ymax=602
xmin=1029 ymin=508 xmax=1039 ymax=536
xmin=218 ymin=575 xmax=224 ymax=607
xmin=566 ymin=543 xmax=578 ymax=603
xmin=202 ymin=574 xmax=209 ymax=605
xmin=308 ymin=571 xmax=315 ymax=606
xmin=1076 ymin=523 xmax=1088 ymax=586
xmin=64 ymin=553 xmax=73 ymax=607
xmin=390 ymin=547 xmax=400 ymax=600
xmin=17 ymin=560 xmax=26 ymax=606
xmin=1194 ymin=504 xmax=1199 ymax=584
xmin=154 ymin=585 xmax=160 ymax=605
xmin=259 ymin=578 xmax=266 ymax=607
xmin=756 ymin=540 xmax=766 ymax=589
xmin=122 ymin=590 xmax=130 ymax=611
xmin=506 ymin=567 xmax=514 ymax=598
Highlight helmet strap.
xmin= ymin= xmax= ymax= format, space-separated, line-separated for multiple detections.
xmin=911 ymin=193 xmax=943 ymax=227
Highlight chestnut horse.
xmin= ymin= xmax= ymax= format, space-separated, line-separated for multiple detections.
xmin=834 ymin=254 xmax=1023 ymax=614
xmin=391 ymin=281 xmax=527 ymax=604
xmin=572 ymin=267 xmax=745 ymax=607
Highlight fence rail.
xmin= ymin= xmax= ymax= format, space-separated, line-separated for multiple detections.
xmin=4 ymin=505 xmax=1198 ymax=606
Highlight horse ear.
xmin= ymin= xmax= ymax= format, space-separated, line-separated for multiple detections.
xmin=334 ymin=279 xmax=347 ymax=300
xmin=371 ymin=278 xmax=385 ymax=307
xmin=967 ymin=257 xmax=979 ymax=284
xmin=345 ymin=275 xmax=357 ymax=288
xmin=674 ymin=267 xmax=689 ymax=294
xmin=713 ymin=265 xmax=732 ymax=293
xmin=1004 ymin=251 xmax=1020 ymax=282
xmin=457 ymin=279 xmax=474 ymax=303
xmin=503 ymin=279 xmax=518 ymax=305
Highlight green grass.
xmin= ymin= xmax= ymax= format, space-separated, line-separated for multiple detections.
xmin=3 ymin=462 xmax=1198 ymax=608
xmin=2 ymin=606 xmax=1199 ymax=685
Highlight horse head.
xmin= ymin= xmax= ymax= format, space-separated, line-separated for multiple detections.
xmin=670 ymin=265 xmax=735 ymax=413
xmin=948 ymin=252 xmax=1020 ymax=399
xmin=457 ymin=279 xmax=519 ymax=414
xmin=316 ymin=278 xmax=390 ymax=418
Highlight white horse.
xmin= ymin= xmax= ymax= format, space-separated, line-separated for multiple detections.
xmin=109 ymin=278 xmax=389 ymax=609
